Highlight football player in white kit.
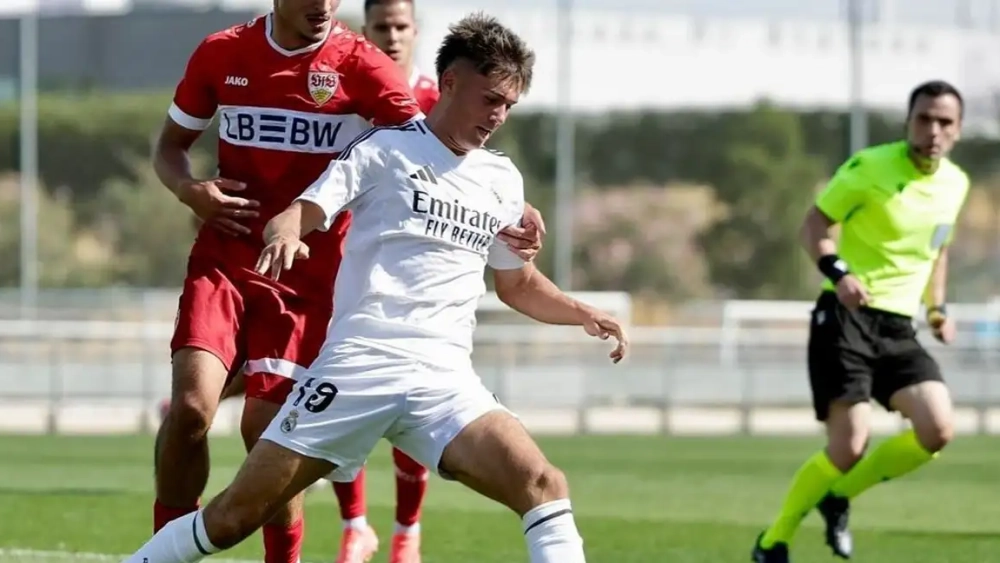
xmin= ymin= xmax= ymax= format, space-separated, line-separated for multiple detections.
xmin=120 ymin=13 xmax=627 ymax=563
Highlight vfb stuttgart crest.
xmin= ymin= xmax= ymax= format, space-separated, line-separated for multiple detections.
xmin=308 ymin=70 xmax=340 ymax=106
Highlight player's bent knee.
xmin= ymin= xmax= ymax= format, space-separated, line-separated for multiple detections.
xmin=824 ymin=401 xmax=870 ymax=470
xmin=913 ymin=418 xmax=953 ymax=453
xmin=891 ymin=381 xmax=953 ymax=453
xmin=523 ymin=463 xmax=570 ymax=508
xmin=168 ymin=348 xmax=229 ymax=440
xmin=826 ymin=423 xmax=869 ymax=470
xmin=826 ymin=439 xmax=866 ymax=471
xmin=168 ymin=395 xmax=217 ymax=441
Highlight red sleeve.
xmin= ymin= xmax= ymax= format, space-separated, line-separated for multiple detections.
xmin=168 ymin=36 xmax=220 ymax=131
xmin=349 ymin=43 xmax=422 ymax=126
xmin=416 ymin=85 xmax=440 ymax=114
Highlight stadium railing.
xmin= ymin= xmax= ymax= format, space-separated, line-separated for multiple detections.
xmin=2 ymin=295 xmax=1000 ymax=436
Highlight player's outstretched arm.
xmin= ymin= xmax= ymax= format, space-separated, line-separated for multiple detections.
xmin=254 ymin=201 xmax=327 ymax=280
xmin=493 ymin=263 xmax=628 ymax=363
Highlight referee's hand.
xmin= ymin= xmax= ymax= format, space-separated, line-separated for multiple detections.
xmin=834 ymin=275 xmax=869 ymax=310
xmin=928 ymin=312 xmax=956 ymax=345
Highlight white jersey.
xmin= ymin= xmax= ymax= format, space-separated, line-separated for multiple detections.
xmin=297 ymin=120 xmax=526 ymax=374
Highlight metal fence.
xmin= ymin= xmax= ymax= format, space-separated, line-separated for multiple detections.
xmin=3 ymin=295 xmax=999 ymax=435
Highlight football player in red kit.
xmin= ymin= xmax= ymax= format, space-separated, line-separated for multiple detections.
xmin=363 ymin=0 xmax=439 ymax=113
xmin=152 ymin=3 xmax=545 ymax=563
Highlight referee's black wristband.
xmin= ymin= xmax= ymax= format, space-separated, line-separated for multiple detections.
xmin=817 ymin=254 xmax=850 ymax=284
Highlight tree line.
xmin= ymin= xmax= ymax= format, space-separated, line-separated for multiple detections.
xmin=2 ymin=93 xmax=999 ymax=304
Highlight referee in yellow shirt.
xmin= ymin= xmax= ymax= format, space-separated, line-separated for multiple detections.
xmin=752 ymin=80 xmax=969 ymax=563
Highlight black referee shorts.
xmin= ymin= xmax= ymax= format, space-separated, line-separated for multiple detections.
xmin=807 ymin=291 xmax=944 ymax=421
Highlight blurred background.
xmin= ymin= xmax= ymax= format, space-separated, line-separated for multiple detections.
xmin=4 ymin=0 xmax=1000 ymax=438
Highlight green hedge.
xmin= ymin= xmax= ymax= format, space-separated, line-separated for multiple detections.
xmin=2 ymin=91 xmax=1000 ymax=296
xmin=4 ymin=92 xmax=1000 ymax=203
xmin=0 ymin=93 xmax=208 ymax=203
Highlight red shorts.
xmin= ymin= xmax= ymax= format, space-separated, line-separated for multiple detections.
xmin=170 ymin=255 xmax=332 ymax=404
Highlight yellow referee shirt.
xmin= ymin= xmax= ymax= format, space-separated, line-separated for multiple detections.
xmin=815 ymin=141 xmax=969 ymax=317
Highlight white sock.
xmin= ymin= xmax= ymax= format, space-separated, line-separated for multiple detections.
xmin=394 ymin=522 xmax=420 ymax=535
xmin=343 ymin=516 xmax=368 ymax=531
xmin=122 ymin=511 xmax=220 ymax=563
xmin=522 ymin=499 xmax=585 ymax=563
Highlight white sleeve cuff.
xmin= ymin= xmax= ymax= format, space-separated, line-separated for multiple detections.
xmin=294 ymin=193 xmax=334 ymax=232
xmin=488 ymin=243 xmax=528 ymax=270
xmin=168 ymin=102 xmax=213 ymax=131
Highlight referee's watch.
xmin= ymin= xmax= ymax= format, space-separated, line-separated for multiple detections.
xmin=926 ymin=304 xmax=948 ymax=325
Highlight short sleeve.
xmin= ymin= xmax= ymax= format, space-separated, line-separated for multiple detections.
xmin=349 ymin=41 xmax=423 ymax=126
xmin=168 ymin=37 xmax=220 ymax=131
xmin=487 ymin=166 xmax=528 ymax=270
xmin=487 ymin=239 xmax=527 ymax=270
xmin=296 ymin=131 xmax=383 ymax=231
xmin=815 ymin=155 xmax=870 ymax=223
xmin=943 ymin=172 xmax=971 ymax=247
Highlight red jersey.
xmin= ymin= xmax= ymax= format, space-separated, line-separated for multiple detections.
xmin=409 ymin=67 xmax=439 ymax=114
xmin=168 ymin=14 xmax=421 ymax=296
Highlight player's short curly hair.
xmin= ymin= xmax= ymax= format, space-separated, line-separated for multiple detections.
xmin=435 ymin=12 xmax=535 ymax=93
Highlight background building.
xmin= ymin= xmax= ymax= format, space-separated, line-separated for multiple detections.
xmin=3 ymin=0 xmax=1000 ymax=126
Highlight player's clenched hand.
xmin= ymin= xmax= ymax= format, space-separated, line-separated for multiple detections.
xmin=498 ymin=204 xmax=546 ymax=261
xmin=581 ymin=310 xmax=629 ymax=364
xmin=177 ymin=178 xmax=260 ymax=237
xmin=835 ymin=275 xmax=869 ymax=310
xmin=255 ymin=235 xmax=310 ymax=281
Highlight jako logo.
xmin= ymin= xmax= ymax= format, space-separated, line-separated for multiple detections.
xmin=225 ymin=75 xmax=248 ymax=87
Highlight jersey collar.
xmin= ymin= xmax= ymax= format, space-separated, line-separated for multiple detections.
xmin=264 ymin=13 xmax=333 ymax=57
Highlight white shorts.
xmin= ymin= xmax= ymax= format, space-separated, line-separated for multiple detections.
xmin=259 ymin=358 xmax=508 ymax=482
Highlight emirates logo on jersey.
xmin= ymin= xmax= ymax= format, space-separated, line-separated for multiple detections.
xmin=308 ymin=69 xmax=340 ymax=107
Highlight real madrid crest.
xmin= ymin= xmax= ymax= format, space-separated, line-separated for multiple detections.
xmin=280 ymin=409 xmax=299 ymax=433
xmin=308 ymin=67 xmax=340 ymax=107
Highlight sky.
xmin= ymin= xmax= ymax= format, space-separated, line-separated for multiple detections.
xmin=419 ymin=0 xmax=1000 ymax=29
xmin=8 ymin=0 xmax=998 ymax=31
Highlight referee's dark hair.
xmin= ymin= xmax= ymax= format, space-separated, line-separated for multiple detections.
xmin=907 ymin=80 xmax=964 ymax=117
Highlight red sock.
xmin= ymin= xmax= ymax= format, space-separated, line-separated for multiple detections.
xmin=153 ymin=499 xmax=199 ymax=533
xmin=393 ymin=448 xmax=428 ymax=528
xmin=263 ymin=520 xmax=304 ymax=563
xmin=261 ymin=520 xmax=305 ymax=563
xmin=332 ymin=468 xmax=367 ymax=520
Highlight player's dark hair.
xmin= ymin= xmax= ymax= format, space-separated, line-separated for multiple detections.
xmin=364 ymin=0 xmax=412 ymax=13
xmin=907 ymin=80 xmax=964 ymax=117
xmin=435 ymin=12 xmax=535 ymax=93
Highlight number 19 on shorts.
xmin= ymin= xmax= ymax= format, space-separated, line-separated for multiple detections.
xmin=292 ymin=377 xmax=339 ymax=413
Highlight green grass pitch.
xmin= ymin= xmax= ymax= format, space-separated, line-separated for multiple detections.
xmin=0 ymin=433 xmax=998 ymax=562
